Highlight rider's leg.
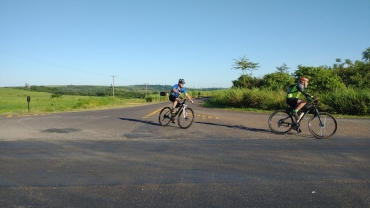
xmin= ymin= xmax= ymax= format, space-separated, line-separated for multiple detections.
xmin=169 ymin=95 xmax=177 ymax=111
xmin=172 ymin=99 xmax=178 ymax=109
xmin=295 ymin=99 xmax=306 ymax=112
xmin=294 ymin=100 xmax=306 ymax=123
xmin=171 ymin=98 xmax=179 ymax=123
xmin=287 ymin=98 xmax=300 ymax=119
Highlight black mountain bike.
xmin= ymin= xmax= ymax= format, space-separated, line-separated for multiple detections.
xmin=158 ymin=99 xmax=195 ymax=129
xmin=268 ymin=97 xmax=337 ymax=139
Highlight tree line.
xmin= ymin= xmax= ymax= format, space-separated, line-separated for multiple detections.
xmin=231 ymin=47 xmax=370 ymax=93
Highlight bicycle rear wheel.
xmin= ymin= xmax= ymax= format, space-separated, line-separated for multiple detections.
xmin=268 ymin=110 xmax=293 ymax=134
xmin=308 ymin=112 xmax=337 ymax=139
xmin=177 ymin=107 xmax=194 ymax=129
xmin=158 ymin=107 xmax=172 ymax=126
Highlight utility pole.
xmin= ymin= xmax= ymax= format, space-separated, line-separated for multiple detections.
xmin=146 ymin=83 xmax=148 ymax=97
xmin=111 ymin=75 xmax=117 ymax=97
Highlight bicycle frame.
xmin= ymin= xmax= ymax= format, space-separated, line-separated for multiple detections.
xmin=181 ymin=102 xmax=190 ymax=118
xmin=173 ymin=100 xmax=188 ymax=118
xmin=296 ymin=100 xmax=324 ymax=127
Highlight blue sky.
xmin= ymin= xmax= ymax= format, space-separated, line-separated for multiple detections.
xmin=1 ymin=0 xmax=369 ymax=88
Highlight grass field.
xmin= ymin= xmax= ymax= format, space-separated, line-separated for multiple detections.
xmin=0 ymin=88 xmax=148 ymax=115
xmin=2 ymin=87 xmax=369 ymax=118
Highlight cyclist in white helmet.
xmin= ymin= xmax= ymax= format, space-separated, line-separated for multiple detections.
xmin=286 ymin=77 xmax=314 ymax=119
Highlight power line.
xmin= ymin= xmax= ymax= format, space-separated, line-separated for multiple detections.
xmin=0 ymin=47 xmax=110 ymax=76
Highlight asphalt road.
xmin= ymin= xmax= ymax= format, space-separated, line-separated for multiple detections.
xmin=1 ymin=98 xmax=369 ymax=207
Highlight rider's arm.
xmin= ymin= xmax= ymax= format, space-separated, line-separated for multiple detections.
xmin=185 ymin=93 xmax=194 ymax=103
xmin=172 ymin=87 xmax=180 ymax=95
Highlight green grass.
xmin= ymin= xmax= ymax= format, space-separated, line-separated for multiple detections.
xmin=3 ymin=87 xmax=369 ymax=118
xmin=0 ymin=88 xmax=148 ymax=115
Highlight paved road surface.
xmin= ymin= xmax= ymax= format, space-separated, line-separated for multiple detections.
xmin=1 ymin=98 xmax=369 ymax=207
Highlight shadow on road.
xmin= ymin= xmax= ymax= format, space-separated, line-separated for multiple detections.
xmin=195 ymin=121 xmax=270 ymax=133
xmin=42 ymin=128 xmax=81 ymax=133
xmin=119 ymin=118 xmax=162 ymax=126
xmin=195 ymin=121 xmax=312 ymax=137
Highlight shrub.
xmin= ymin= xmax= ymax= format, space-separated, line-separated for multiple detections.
xmin=51 ymin=93 xmax=62 ymax=98
xmin=322 ymin=88 xmax=370 ymax=116
xmin=205 ymin=88 xmax=370 ymax=116
xmin=146 ymin=96 xmax=153 ymax=102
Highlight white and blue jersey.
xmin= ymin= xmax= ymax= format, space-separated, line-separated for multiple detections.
xmin=170 ymin=84 xmax=186 ymax=98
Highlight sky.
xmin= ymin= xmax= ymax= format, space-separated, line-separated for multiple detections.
xmin=1 ymin=0 xmax=369 ymax=88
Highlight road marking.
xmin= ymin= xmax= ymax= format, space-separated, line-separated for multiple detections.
xmin=194 ymin=114 xmax=219 ymax=120
xmin=4 ymin=113 xmax=50 ymax=118
xmin=142 ymin=110 xmax=219 ymax=120
xmin=143 ymin=108 xmax=163 ymax=118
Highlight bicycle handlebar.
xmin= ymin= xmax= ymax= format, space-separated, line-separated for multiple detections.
xmin=179 ymin=98 xmax=189 ymax=104
xmin=178 ymin=97 xmax=193 ymax=105
xmin=307 ymin=96 xmax=319 ymax=102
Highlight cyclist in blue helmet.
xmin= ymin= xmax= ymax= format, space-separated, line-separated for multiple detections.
xmin=169 ymin=79 xmax=194 ymax=112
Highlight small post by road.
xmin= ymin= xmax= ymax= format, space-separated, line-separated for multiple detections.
xmin=111 ymin=75 xmax=117 ymax=103
xmin=27 ymin=96 xmax=31 ymax=112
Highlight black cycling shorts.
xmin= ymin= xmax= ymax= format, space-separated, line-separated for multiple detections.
xmin=169 ymin=94 xmax=177 ymax=102
xmin=286 ymin=98 xmax=298 ymax=108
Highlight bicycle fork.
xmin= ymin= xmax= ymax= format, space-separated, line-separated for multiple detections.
xmin=314 ymin=108 xmax=325 ymax=127
xmin=182 ymin=104 xmax=188 ymax=118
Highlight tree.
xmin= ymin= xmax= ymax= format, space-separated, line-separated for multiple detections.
xmin=231 ymin=56 xmax=260 ymax=86
xmin=362 ymin=47 xmax=370 ymax=63
xmin=333 ymin=60 xmax=370 ymax=89
xmin=276 ymin=63 xmax=290 ymax=73
xmin=261 ymin=72 xmax=295 ymax=91
xmin=293 ymin=65 xmax=345 ymax=92
xmin=231 ymin=75 xmax=261 ymax=89
xmin=25 ymin=83 xmax=30 ymax=91
xmin=345 ymin=59 xmax=353 ymax=67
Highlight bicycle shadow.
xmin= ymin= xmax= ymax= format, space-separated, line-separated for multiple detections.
xmin=119 ymin=118 xmax=162 ymax=126
xmin=195 ymin=121 xmax=270 ymax=133
xmin=195 ymin=121 xmax=312 ymax=137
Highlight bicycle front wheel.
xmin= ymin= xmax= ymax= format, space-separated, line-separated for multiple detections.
xmin=308 ymin=112 xmax=337 ymax=139
xmin=177 ymin=107 xmax=194 ymax=129
xmin=158 ymin=107 xmax=172 ymax=126
xmin=268 ymin=110 xmax=293 ymax=134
